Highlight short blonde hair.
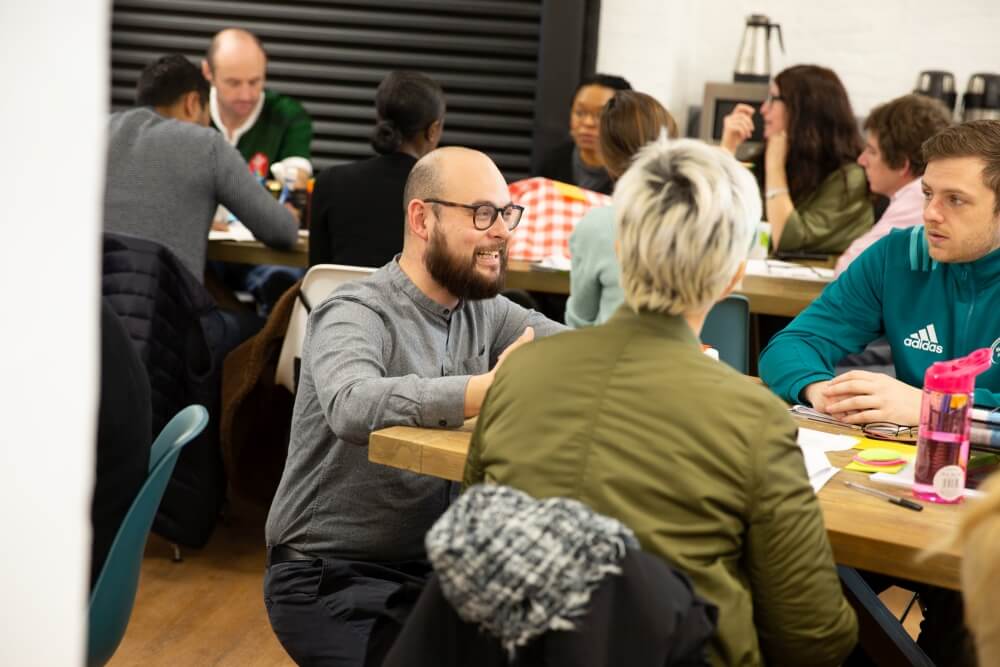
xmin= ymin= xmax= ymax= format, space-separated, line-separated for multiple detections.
xmin=613 ymin=137 xmax=761 ymax=315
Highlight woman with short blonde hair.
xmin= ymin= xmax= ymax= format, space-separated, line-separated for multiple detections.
xmin=468 ymin=138 xmax=858 ymax=665
xmin=615 ymin=137 xmax=760 ymax=315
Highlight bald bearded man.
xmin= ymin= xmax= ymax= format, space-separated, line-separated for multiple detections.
xmin=263 ymin=147 xmax=565 ymax=666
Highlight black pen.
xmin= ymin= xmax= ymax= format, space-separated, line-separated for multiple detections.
xmin=844 ymin=481 xmax=924 ymax=511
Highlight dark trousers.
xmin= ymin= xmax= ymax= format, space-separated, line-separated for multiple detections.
xmin=203 ymin=307 xmax=264 ymax=366
xmin=263 ymin=555 xmax=430 ymax=667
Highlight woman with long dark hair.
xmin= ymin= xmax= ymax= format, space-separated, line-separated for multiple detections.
xmin=721 ymin=64 xmax=872 ymax=254
xmin=309 ymin=70 xmax=445 ymax=267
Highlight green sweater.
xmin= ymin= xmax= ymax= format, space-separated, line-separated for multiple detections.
xmin=228 ymin=89 xmax=312 ymax=164
xmin=761 ymin=226 xmax=1000 ymax=407
xmin=778 ymin=163 xmax=873 ymax=254
xmin=466 ymin=307 xmax=857 ymax=667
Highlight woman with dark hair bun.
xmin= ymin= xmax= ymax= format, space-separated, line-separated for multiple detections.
xmin=721 ymin=64 xmax=873 ymax=254
xmin=309 ymin=70 xmax=445 ymax=267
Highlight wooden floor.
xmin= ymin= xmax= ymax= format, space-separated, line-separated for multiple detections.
xmin=109 ymin=498 xmax=922 ymax=666
xmin=109 ymin=497 xmax=293 ymax=666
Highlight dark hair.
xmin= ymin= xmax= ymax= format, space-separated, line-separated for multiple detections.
xmin=575 ymin=73 xmax=632 ymax=96
xmin=136 ymin=54 xmax=209 ymax=108
xmin=372 ymin=70 xmax=446 ymax=155
xmin=864 ymin=94 xmax=952 ymax=176
xmin=923 ymin=120 xmax=1000 ymax=215
xmin=775 ymin=65 xmax=863 ymax=202
xmin=599 ymin=91 xmax=679 ymax=179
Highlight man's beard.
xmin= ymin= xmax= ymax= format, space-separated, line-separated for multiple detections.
xmin=425 ymin=225 xmax=507 ymax=301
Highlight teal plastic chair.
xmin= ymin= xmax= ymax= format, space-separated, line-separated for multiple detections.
xmin=87 ymin=404 xmax=209 ymax=667
xmin=701 ymin=295 xmax=750 ymax=374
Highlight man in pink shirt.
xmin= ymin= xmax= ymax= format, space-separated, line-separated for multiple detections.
xmin=835 ymin=94 xmax=952 ymax=276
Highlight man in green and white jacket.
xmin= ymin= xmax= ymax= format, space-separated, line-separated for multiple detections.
xmin=761 ymin=120 xmax=1000 ymax=423
xmin=202 ymin=28 xmax=312 ymax=178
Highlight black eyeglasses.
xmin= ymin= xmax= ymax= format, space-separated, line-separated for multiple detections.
xmin=862 ymin=422 xmax=919 ymax=442
xmin=788 ymin=406 xmax=918 ymax=442
xmin=765 ymin=92 xmax=784 ymax=105
xmin=424 ymin=198 xmax=525 ymax=231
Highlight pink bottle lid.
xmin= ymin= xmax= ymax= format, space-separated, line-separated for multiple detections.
xmin=923 ymin=348 xmax=992 ymax=394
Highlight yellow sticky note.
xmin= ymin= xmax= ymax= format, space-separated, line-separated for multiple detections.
xmin=846 ymin=445 xmax=914 ymax=474
xmin=552 ymin=180 xmax=589 ymax=202
xmin=845 ymin=461 xmax=907 ymax=474
xmin=854 ymin=438 xmax=917 ymax=455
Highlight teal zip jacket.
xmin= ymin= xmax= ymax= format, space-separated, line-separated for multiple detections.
xmin=760 ymin=226 xmax=1000 ymax=408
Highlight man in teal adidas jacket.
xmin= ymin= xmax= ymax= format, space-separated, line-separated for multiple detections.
xmin=761 ymin=118 xmax=1000 ymax=667
xmin=761 ymin=120 xmax=1000 ymax=425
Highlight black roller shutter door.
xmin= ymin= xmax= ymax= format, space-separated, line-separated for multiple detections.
xmin=110 ymin=0 xmax=592 ymax=181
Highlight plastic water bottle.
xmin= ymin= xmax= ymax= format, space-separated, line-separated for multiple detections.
xmin=913 ymin=348 xmax=992 ymax=503
xmin=278 ymin=166 xmax=298 ymax=205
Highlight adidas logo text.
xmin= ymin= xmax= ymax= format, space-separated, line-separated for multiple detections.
xmin=904 ymin=324 xmax=943 ymax=354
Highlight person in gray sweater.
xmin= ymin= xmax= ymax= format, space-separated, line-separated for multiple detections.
xmin=263 ymin=147 xmax=565 ymax=667
xmin=103 ymin=54 xmax=298 ymax=283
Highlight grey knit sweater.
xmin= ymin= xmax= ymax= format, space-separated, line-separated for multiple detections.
xmin=103 ymin=107 xmax=298 ymax=281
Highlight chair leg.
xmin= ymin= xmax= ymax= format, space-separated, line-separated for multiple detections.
xmin=838 ymin=566 xmax=935 ymax=667
xmin=171 ymin=543 xmax=183 ymax=563
xmin=900 ymin=592 xmax=920 ymax=625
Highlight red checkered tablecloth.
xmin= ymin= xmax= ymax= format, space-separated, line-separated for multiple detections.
xmin=507 ymin=177 xmax=612 ymax=261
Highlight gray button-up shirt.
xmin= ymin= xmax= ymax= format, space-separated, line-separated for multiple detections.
xmin=265 ymin=259 xmax=565 ymax=561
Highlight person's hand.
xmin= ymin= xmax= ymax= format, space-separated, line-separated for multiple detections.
xmin=464 ymin=326 xmax=534 ymax=418
xmin=765 ymin=130 xmax=789 ymax=174
xmin=493 ymin=327 xmax=534 ymax=375
xmin=803 ymin=380 xmax=833 ymax=413
xmin=822 ymin=371 xmax=922 ymax=426
xmin=720 ymin=103 xmax=756 ymax=154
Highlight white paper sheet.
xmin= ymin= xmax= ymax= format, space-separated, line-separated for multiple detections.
xmin=797 ymin=427 xmax=860 ymax=452
xmin=795 ymin=428 xmax=854 ymax=492
xmin=746 ymin=258 xmax=834 ymax=282
xmin=208 ymin=221 xmax=255 ymax=242
xmin=799 ymin=445 xmax=840 ymax=493
xmin=533 ymin=255 xmax=572 ymax=271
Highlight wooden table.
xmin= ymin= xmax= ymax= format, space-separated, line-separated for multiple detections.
xmin=207 ymin=237 xmax=309 ymax=268
xmin=506 ymin=260 xmax=826 ymax=318
xmin=369 ymin=419 xmax=964 ymax=590
xmin=206 ymin=239 xmax=826 ymax=318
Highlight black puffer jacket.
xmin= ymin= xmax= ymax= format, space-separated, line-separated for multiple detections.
xmin=102 ymin=232 xmax=224 ymax=548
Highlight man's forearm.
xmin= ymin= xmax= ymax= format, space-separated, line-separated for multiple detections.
xmin=464 ymin=372 xmax=494 ymax=418
xmin=326 ymin=374 xmax=469 ymax=442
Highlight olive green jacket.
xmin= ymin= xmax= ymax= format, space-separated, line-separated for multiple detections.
xmin=778 ymin=163 xmax=873 ymax=254
xmin=465 ymin=307 xmax=857 ymax=666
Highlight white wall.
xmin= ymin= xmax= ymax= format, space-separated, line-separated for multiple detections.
xmin=0 ymin=1 xmax=107 ymax=664
xmin=598 ymin=0 xmax=1000 ymax=129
